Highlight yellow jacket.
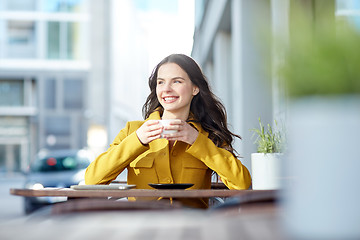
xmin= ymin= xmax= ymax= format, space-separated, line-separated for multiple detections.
xmin=85 ymin=110 xmax=251 ymax=207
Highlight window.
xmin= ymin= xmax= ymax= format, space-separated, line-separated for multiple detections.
xmin=47 ymin=22 xmax=61 ymax=59
xmin=4 ymin=0 xmax=36 ymax=11
xmin=63 ymin=79 xmax=83 ymax=109
xmin=0 ymin=80 xmax=24 ymax=106
xmin=44 ymin=0 xmax=87 ymax=13
xmin=47 ymin=22 xmax=83 ymax=59
xmin=45 ymin=116 xmax=71 ymax=136
xmin=66 ymin=22 xmax=78 ymax=59
xmin=0 ymin=144 xmax=21 ymax=172
xmin=44 ymin=78 xmax=56 ymax=109
xmin=44 ymin=116 xmax=71 ymax=149
xmin=7 ymin=21 xmax=36 ymax=58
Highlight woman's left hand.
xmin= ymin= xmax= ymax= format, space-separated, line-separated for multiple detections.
xmin=162 ymin=119 xmax=199 ymax=145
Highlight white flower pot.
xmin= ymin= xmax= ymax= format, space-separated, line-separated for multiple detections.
xmin=283 ymin=96 xmax=360 ymax=239
xmin=251 ymin=153 xmax=282 ymax=190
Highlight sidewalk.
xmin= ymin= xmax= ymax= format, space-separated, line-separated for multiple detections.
xmin=0 ymin=173 xmax=26 ymax=221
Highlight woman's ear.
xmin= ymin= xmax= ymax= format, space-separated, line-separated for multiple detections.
xmin=192 ymin=86 xmax=200 ymax=96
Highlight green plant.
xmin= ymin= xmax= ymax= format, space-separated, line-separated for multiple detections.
xmin=251 ymin=118 xmax=284 ymax=153
xmin=279 ymin=7 xmax=360 ymax=98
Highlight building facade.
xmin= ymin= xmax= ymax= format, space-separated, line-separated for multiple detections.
xmin=0 ymin=0 xmax=100 ymax=172
xmin=192 ymin=0 xmax=275 ymax=170
xmin=0 ymin=0 xmax=153 ymax=174
xmin=191 ymin=0 xmax=359 ymax=170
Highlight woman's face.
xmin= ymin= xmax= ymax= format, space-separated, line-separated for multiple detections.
xmin=156 ymin=63 xmax=199 ymax=117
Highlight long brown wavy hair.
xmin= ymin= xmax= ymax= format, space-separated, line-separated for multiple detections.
xmin=142 ymin=54 xmax=241 ymax=156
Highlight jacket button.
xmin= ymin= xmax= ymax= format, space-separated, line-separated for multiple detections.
xmin=172 ymin=151 xmax=177 ymax=156
xmin=165 ymin=177 xmax=171 ymax=183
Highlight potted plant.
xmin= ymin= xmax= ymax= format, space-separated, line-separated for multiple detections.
xmin=250 ymin=118 xmax=284 ymax=190
xmin=279 ymin=7 xmax=360 ymax=239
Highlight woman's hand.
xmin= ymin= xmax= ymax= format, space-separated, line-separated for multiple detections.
xmin=162 ymin=120 xmax=199 ymax=145
xmin=136 ymin=120 xmax=163 ymax=145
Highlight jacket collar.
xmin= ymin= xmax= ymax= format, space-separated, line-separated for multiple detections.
xmin=147 ymin=110 xmax=162 ymax=120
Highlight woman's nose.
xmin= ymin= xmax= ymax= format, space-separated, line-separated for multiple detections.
xmin=162 ymin=82 xmax=172 ymax=91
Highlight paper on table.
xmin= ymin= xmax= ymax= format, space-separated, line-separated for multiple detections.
xmin=70 ymin=184 xmax=136 ymax=190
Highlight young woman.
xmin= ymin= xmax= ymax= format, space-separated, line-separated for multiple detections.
xmin=85 ymin=54 xmax=251 ymax=208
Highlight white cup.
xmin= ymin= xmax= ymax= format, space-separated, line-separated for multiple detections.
xmin=158 ymin=119 xmax=178 ymax=137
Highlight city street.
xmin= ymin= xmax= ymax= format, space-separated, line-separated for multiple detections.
xmin=0 ymin=174 xmax=26 ymax=221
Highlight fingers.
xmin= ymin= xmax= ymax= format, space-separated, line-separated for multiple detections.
xmin=146 ymin=133 xmax=162 ymax=142
xmin=146 ymin=120 xmax=161 ymax=127
xmin=162 ymin=119 xmax=184 ymax=131
xmin=148 ymin=123 xmax=163 ymax=132
xmin=148 ymin=127 xmax=163 ymax=138
xmin=143 ymin=120 xmax=164 ymax=134
xmin=136 ymin=120 xmax=163 ymax=145
xmin=162 ymin=121 xmax=199 ymax=145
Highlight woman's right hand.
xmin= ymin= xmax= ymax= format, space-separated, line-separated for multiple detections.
xmin=136 ymin=120 xmax=163 ymax=145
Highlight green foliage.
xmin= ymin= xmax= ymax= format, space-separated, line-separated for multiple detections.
xmin=251 ymin=118 xmax=284 ymax=154
xmin=279 ymin=8 xmax=360 ymax=98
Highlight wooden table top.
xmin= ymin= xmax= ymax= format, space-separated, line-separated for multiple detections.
xmin=10 ymin=188 xmax=276 ymax=200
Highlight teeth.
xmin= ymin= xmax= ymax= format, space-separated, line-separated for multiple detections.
xmin=164 ymin=97 xmax=176 ymax=101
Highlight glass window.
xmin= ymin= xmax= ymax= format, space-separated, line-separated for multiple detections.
xmin=7 ymin=21 xmax=36 ymax=58
xmin=47 ymin=22 xmax=60 ymax=59
xmin=44 ymin=0 xmax=86 ymax=13
xmin=44 ymin=78 xmax=56 ymax=109
xmin=0 ymin=80 xmax=24 ymax=106
xmin=45 ymin=116 xmax=70 ymax=136
xmin=0 ymin=144 xmax=21 ymax=172
xmin=66 ymin=22 xmax=77 ymax=59
xmin=63 ymin=79 xmax=83 ymax=109
xmin=5 ymin=0 xmax=36 ymax=11
xmin=47 ymin=22 xmax=84 ymax=59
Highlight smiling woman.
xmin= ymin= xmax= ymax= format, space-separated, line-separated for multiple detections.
xmin=156 ymin=63 xmax=199 ymax=121
xmin=85 ymin=54 xmax=251 ymax=208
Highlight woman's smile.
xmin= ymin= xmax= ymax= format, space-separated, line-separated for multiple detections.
xmin=162 ymin=96 xmax=178 ymax=103
xmin=156 ymin=63 xmax=199 ymax=118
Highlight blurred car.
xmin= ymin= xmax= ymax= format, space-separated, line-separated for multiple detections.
xmin=23 ymin=149 xmax=93 ymax=214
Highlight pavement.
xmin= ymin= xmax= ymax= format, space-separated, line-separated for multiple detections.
xmin=0 ymin=173 xmax=26 ymax=221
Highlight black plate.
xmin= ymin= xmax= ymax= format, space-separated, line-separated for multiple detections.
xmin=148 ymin=183 xmax=194 ymax=190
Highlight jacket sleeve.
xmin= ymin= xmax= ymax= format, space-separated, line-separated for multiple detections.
xmin=185 ymin=132 xmax=252 ymax=190
xmin=85 ymin=122 xmax=149 ymax=185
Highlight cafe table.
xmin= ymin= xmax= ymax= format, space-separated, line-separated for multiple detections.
xmin=7 ymin=188 xmax=284 ymax=239
xmin=10 ymin=187 xmax=277 ymax=212
xmin=9 ymin=187 xmax=277 ymax=203
xmin=9 ymin=187 xmax=264 ymax=199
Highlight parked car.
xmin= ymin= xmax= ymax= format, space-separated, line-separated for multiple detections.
xmin=23 ymin=149 xmax=93 ymax=214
